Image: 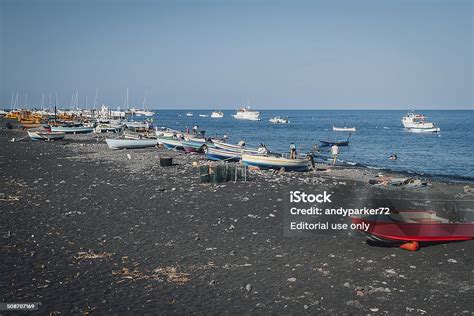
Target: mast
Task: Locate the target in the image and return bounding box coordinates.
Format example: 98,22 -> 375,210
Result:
93,88 -> 98,110
74,90 -> 79,109
25,93 -> 28,108
41,93 -> 44,110
10,91 -> 13,110
14,92 -> 19,109
142,89 -> 148,110
124,88 -> 129,109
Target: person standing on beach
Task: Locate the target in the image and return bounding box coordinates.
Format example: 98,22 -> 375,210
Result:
193,125 -> 198,134
289,143 -> 297,159
331,144 -> 339,165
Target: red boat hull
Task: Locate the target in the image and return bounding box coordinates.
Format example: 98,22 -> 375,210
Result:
352,217 -> 474,242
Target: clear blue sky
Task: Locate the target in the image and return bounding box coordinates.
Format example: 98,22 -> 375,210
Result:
1,0 -> 472,109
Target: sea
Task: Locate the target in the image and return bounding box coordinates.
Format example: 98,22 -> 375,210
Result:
149,110 -> 473,182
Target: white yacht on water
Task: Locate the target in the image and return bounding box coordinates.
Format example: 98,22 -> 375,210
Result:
232,106 -> 260,121
211,110 -> 224,118
402,112 -> 440,133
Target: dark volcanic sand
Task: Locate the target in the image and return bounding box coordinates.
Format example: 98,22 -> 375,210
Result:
0,130 -> 473,315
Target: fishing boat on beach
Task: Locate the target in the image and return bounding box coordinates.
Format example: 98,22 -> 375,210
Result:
213,140 -> 265,155
205,147 -> 241,162
157,135 -> 185,151
402,112 -> 440,133
27,130 -> 65,141
105,137 -> 158,150
269,116 -> 289,124
50,125 -> 94,134
352,210 -> 474,244
333,126 -> 356,132
241,154 -> 311,171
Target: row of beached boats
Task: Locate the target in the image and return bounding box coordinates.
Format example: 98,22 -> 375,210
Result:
104,128 -> 314,171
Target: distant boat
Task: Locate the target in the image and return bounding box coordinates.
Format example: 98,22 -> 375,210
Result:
232,106 -> 260,121
105,137 -> 158,150
27,130 -> 65,141
186,112 -> 193,117
269,116 -> 289,124
333,126 -> 356,132
199,114 -> 209,118
241,154 -> 311,172
402,112 -> 440,133
211,110 -> 224,118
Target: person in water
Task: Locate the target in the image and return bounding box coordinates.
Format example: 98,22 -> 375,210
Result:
331,144 -> 339,165
389,154 -> 398,160
289,143 -> 297,159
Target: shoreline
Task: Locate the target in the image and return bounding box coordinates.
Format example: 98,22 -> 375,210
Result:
1,129 -> 473,314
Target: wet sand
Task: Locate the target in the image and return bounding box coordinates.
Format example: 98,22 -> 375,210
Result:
0,129 -> 473,315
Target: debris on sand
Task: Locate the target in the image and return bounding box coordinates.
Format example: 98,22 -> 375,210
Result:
112,266 -> 190,284
75,251 -> 113,260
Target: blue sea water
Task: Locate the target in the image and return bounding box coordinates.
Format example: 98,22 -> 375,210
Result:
149,110 -> 474,181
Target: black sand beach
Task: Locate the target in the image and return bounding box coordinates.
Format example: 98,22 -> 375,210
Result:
1,130 -> 473,315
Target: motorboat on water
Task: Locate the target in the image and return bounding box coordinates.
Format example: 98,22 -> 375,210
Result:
352,210 -> 474,244
402,112 -> 440,133
105,137 -> 158,150
27,130 -> 65,141
333,126 -> 356,132
241,154 -> 311,172
199,114 -> 209,118
319,139 -> 350,147
211,110 -> 224,118
186,112 -> 193,117
232,106 -> 260,121
269,116 -> 289,124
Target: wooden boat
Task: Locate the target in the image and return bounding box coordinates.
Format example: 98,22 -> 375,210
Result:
27,130 -> 65,141
181,138 -> 211,153
213,141 -> 262,154
157,136 -> 185,151
50,125 -> 94,134
352,210 -> 474,243
319,139 -> 349,147
241,154 -> 311,171
105,138 -> 158,150
205,147 -> 241,162
333,126 -> 356,132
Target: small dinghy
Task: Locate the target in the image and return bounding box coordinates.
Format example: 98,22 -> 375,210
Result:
213,141 -> 264,154
319,139 -> 349,147
105,138 -> 158,150
333,126 -> 356,132
241,154 -> 311,172
352,210 -> 474,243
28,130 -> 65,141
157,136 -> 185,151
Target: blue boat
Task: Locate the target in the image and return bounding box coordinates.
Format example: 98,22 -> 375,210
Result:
319,139 -> 349,147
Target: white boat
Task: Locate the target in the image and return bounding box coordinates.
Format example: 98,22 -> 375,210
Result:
232,106 -> 260,121
241,154 -> 311,172
94,122 -> 125,133
213,140 -> 267,154
0,109 -> 8,117
50,125 -> 94,134
105,138 -> 158,150
155,127 -> 183,138
186,112 -> 193,117
157,135 -> 184,150
27,130 -> 65,141
402,112 -> 440,133
269,116 -> 289,124
199,114 -> 209,118
211,110 -> 224,118
333,126 -> 356,132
